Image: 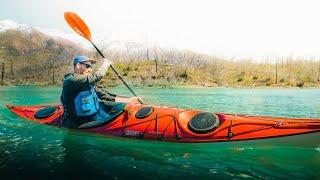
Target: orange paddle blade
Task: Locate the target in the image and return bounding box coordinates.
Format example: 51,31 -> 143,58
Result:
64,12 -> 92,41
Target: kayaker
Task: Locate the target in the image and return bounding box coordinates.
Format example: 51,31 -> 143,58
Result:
61,55 -> 140,128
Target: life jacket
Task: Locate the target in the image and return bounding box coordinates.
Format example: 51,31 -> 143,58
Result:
74,85 -> 100,117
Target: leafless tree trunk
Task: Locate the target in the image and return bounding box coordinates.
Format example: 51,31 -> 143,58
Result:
275,59 -> 278,84
154,46 -> 158,74
47,65 -> 50,81
52,69 -> 55,85
24,61 -> 28,81
1,62 -> 4,85
146,46 -> 149,61
193,54 -> 197,70
318,60 -> 320,83
52,60 -> 55,85
10,63 -> 13,80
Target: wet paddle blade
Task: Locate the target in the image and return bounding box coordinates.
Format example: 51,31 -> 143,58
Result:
64,12 -> 92,41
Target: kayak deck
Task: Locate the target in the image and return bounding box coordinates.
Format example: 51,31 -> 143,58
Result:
6,103 -> 320,145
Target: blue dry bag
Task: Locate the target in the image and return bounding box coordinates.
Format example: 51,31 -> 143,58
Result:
74,87 -> 99,116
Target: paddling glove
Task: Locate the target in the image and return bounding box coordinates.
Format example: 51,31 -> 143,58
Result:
96,58 -> 113,76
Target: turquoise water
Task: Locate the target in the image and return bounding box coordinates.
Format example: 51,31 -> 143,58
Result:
0,86 -> 320,179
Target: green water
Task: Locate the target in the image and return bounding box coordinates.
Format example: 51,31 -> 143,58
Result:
0,86 -> 320,179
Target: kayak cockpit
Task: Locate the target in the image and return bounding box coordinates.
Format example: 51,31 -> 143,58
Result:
34,106 -> 59,119
77,102 -> 126,129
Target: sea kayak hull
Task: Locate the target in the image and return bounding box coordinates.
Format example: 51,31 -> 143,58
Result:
6,103 -> 320,146
214,131 -> 320,148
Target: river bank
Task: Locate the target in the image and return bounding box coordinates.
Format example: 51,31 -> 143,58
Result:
1,82 -> 320,89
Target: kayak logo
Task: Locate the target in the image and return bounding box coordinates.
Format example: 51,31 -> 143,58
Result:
275,120 -> 285,127
124,130 -> 140,137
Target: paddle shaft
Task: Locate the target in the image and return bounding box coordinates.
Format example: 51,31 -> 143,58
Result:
91,42 -> 141,99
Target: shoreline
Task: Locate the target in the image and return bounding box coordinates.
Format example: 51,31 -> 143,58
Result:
1,83 -> 320,89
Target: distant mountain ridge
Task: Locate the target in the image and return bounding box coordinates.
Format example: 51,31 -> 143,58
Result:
0,19 -> 31,32
0,19 -> 90,48
0,19 -> 91,86
0,19 -> 89,63
0,19 -> 147,52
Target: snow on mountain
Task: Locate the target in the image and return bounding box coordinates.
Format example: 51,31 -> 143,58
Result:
0,19 -> 91,49
0,19 -> 145,51
0,19 -> 32,32
34,27 -> 91,49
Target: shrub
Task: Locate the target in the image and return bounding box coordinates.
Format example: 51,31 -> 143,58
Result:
296,81 -> 304,87
179,70 -> 188,79
279,78 -> 285,83
237,76 -> 243,82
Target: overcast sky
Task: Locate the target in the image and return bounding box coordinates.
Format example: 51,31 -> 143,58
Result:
1,0 -> 320,60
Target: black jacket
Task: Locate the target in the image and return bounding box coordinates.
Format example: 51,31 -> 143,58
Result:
61,72 -> 116,121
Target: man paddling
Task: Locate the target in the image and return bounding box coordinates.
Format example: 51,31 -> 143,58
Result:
61,55 -> 140,128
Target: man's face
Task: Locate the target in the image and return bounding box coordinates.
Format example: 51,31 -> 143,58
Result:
75,61 -> 92,75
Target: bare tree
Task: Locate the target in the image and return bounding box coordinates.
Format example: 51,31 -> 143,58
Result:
52,65 -> 55,85
1,62 -> 4,85
275,58 -> 278,84
146,44 -> 149,61
10,63 -> 13,80
23,53 -> 28,81
154,46 -> 158,74
318,59 -> 320,83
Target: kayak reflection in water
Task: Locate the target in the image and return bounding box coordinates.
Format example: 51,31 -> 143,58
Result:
60,55 -> 141,128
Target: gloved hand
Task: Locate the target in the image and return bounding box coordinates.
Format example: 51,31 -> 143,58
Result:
102,58 -> 113,67
96,58 -> 113,76
128,97 -> 143,104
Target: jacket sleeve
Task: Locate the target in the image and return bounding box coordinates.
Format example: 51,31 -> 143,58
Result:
70,73 -> 103,87
69,59 -> 112,87
95,86 -> 116,102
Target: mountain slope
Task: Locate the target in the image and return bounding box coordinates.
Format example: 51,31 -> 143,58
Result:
0,20 -> 90,85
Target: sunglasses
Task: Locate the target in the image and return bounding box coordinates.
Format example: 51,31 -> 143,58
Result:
79,62 -> 92,69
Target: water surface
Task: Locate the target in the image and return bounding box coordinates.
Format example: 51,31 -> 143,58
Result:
0,86 -> 319,179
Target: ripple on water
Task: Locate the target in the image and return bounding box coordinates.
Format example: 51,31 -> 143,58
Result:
237,173 -> 253,178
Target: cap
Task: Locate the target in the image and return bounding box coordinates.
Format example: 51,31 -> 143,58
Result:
73,55 -> 96,65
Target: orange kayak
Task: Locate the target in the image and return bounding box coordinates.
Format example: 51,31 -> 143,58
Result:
6,103 -> 320,146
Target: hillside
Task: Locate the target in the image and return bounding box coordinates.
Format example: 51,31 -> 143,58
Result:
0,20 -> 319,88
0,28 -> 88,85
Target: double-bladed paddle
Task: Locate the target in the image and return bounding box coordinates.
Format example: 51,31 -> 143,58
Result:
64,12 -> 142,103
